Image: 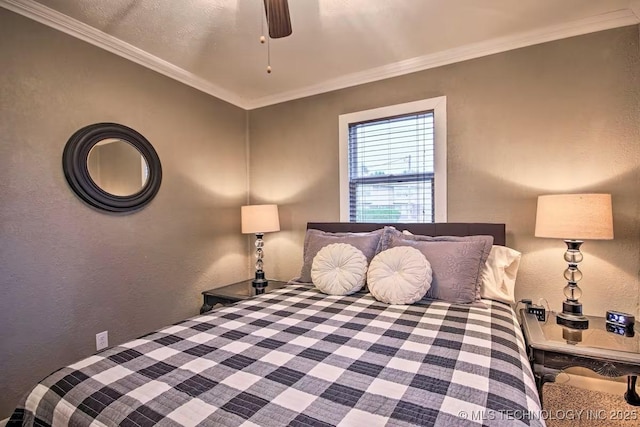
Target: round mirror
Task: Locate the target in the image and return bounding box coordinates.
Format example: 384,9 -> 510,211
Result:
63,123 -> 162,213
87,138 -> 149,196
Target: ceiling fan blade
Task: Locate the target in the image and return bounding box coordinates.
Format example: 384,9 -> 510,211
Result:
264,0 -> 292,38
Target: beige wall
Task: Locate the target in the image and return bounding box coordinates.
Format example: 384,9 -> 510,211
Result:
1,6 -> 639,419
250,26 -> 640,319
0,9 -> 249,417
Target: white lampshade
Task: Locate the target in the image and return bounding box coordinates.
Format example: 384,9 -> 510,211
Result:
535,194 -> 613,240
241,204 -> 280,234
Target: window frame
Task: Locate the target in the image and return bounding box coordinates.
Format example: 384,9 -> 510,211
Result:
338,96 -> 447,222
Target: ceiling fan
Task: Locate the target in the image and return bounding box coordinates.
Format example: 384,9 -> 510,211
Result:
264,0 -> 292,38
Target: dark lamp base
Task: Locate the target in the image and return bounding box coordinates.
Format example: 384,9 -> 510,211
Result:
252,269 -> 268,294
252,278 -> 268,288
562,300 -> 584,315
557,312 -> 589,329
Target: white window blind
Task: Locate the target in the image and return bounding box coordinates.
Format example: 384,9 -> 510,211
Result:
348,111 -> 435,222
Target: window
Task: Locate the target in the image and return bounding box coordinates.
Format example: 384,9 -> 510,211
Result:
339,97 -> 447,222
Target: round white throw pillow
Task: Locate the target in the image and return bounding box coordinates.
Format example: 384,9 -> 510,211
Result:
311,243 -> 368,296
367,246 -> 432,304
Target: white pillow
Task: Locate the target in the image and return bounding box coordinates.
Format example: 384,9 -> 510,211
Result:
367,247 -> 432,305
480,245 -> 521,304
311,243 -> 368,295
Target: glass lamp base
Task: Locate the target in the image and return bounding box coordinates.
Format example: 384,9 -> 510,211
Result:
556,240 -> 589,330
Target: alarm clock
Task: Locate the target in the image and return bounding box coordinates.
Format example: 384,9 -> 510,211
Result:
605,321 -> 634,337
606,310 -> 635,327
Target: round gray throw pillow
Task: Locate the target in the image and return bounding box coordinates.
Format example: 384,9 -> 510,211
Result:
311,243 -> 368,295
367,246 -> 432,304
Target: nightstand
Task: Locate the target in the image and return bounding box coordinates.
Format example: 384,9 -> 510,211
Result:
200,279 -> 289,314
521,309 -> 640,405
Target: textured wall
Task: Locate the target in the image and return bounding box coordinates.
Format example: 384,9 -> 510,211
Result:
0,9 -> 248,417
249,26 -> 640,319
1,6 -> 639,419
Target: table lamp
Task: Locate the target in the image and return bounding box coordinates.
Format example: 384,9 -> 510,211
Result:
535,194 -> 613,329
241,204 -> 280,292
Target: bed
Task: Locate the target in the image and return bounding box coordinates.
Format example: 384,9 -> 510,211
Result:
9,223 -> 544,427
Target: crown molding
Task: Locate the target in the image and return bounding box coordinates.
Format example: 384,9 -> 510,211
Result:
0,0 -> 250,109
246,8 -> 639,109
2,0 -> 638,111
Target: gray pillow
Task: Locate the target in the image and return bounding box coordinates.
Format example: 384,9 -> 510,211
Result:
297,228 -> 385,283
382,230 -> 493,304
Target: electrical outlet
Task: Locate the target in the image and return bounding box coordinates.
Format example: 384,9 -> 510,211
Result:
527,305 -> 546,322
96,331 -> 108,351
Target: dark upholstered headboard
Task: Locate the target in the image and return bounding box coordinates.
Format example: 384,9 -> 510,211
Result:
306,223 -> 506,246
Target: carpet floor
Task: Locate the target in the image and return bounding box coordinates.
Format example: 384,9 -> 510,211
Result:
543,382 -> 639,426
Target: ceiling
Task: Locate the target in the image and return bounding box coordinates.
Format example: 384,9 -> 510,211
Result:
3,0 -> 639,109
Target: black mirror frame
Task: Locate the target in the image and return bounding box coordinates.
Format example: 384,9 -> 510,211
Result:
62,122 -> 162,213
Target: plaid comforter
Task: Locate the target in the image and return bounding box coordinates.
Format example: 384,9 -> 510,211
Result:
10,285 -> 543,427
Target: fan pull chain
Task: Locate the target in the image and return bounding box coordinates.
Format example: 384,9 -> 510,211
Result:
259,0 -> 272,73
267,37 -> 271,73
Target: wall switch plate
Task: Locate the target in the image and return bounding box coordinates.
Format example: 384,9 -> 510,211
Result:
96,331 -> 108,351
